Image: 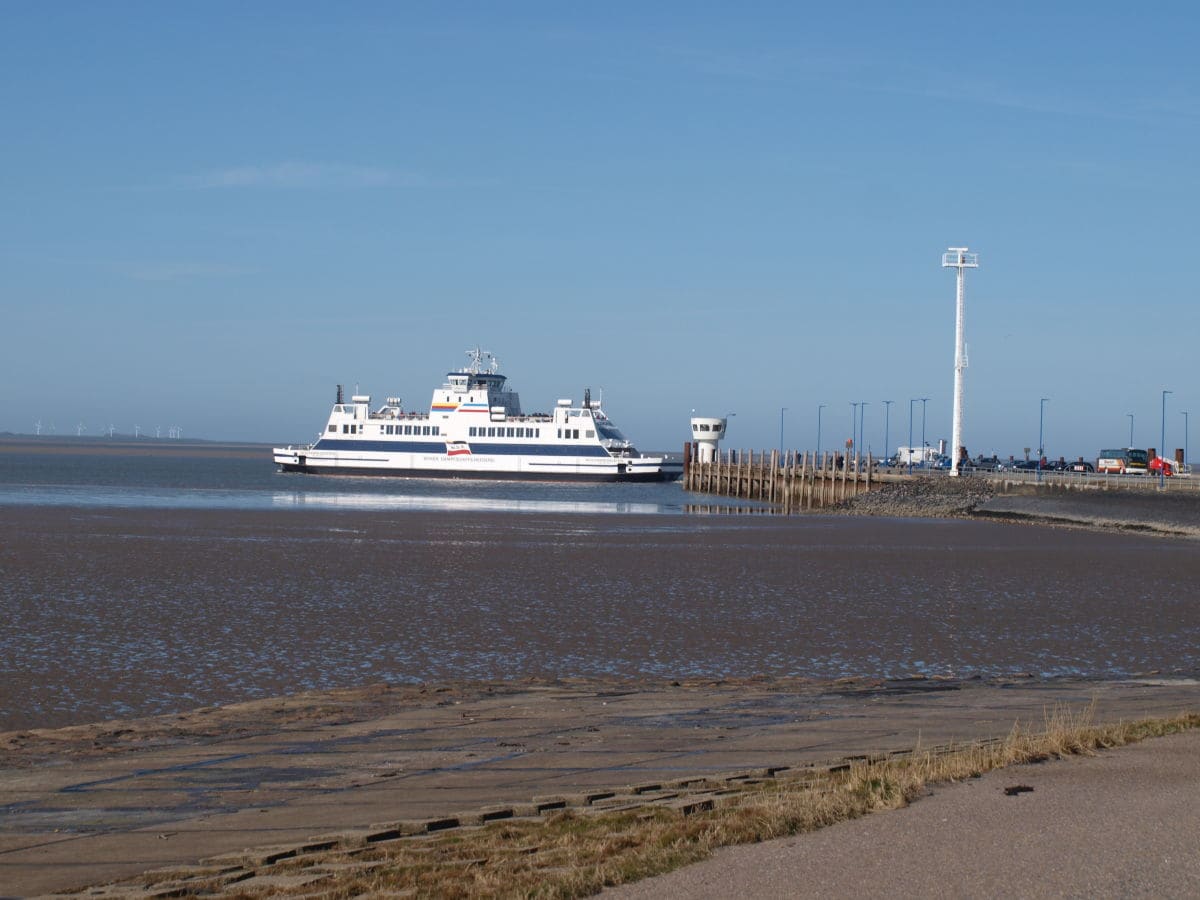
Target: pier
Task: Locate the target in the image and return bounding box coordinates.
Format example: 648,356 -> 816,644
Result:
681,443 -> 908,510
681,442 -> 1200,511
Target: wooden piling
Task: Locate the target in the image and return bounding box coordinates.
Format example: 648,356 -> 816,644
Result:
683,443 -> 906,510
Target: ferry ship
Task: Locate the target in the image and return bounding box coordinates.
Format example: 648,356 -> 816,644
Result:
273,349 -> 682,482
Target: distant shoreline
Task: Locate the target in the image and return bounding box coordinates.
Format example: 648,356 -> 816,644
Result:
0,435 -> 274,459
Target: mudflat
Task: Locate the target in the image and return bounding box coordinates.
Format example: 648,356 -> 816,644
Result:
5,505 -> 1200,731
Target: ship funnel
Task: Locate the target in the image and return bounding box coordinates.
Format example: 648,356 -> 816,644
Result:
336,384 -> 344,404
690,416 -> 728,463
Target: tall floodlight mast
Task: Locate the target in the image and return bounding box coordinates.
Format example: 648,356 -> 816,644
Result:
942,246 -> 979,477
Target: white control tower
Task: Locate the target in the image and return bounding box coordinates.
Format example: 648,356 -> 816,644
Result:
942,246 -> 978,477
690,416 -> 729,463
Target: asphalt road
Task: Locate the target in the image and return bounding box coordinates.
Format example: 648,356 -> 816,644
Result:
608,728 -> 1200,899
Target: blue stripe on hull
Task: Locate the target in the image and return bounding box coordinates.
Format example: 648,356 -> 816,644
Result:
277,463 -> 677,483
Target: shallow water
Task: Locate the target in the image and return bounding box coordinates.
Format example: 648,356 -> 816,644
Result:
0,446 -> 718,515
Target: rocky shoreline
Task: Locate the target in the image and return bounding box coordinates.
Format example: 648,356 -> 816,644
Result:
832,475 -> 1200,538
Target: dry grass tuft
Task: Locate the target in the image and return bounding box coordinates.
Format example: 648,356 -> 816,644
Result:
221,708 -> 1199,899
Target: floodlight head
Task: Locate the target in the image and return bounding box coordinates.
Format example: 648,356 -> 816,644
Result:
942,247 -> 979,268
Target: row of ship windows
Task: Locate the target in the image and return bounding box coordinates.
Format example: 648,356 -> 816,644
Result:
469,426 -> 542,438
327,422 -> 595,440
329,424 -> 442,435
384,424 -> 440,435
465,426 -> 597,440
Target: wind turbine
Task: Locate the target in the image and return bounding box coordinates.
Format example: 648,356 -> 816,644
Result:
77,422 -> 87,436
35,419 -> 42,435
134,424 -> 141,438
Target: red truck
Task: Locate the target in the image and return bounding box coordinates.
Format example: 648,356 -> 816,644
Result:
1149,455 -> 1175,477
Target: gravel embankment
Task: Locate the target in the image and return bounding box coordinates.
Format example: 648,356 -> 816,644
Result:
833,475 -> 1200,538
831,475 -> 996,519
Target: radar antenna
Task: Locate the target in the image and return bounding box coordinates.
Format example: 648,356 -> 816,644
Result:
464,347 -> 499,374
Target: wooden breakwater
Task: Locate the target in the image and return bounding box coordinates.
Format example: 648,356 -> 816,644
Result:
681,443 -> 910,510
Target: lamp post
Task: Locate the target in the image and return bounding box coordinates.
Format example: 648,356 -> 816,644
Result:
816,404 -> 825,459
1183,411 -> 1189,474
908,399 -> 916,474
943,247 -> 978,477
859,402 -> 869,464
919,398 -> 930,464
1161,390 -> 1172,486
779,407 -> 787,459
1127,413 -> 1134,449
849,402 -> 859,463
883,400 -> 893,465
1038,398 -> 1049,483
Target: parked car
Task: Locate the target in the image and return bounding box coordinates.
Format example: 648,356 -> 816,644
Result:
964,454 -> 1004,472
1067,460 -> 1095,473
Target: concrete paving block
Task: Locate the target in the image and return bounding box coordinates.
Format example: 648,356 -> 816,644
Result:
366,820 -> 430,837
137,863 -> 243,881
614,790 -> 680,808
228,872 -> 331,891
422,815 -> 461,832
563,789 -> 616,806
294,838 -> 339,854
307,829 -> 373,849
625,781 -> 664,794
662,796 -> 716,816
528,795 -> 568,812
241,844 -> 300,866
454,804 -> 516,825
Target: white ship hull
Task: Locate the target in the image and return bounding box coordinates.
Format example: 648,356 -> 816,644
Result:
273,446 -> 679,481
273,350 -> 681,483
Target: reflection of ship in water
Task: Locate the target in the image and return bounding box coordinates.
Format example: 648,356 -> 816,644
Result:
274,348 -> 682,482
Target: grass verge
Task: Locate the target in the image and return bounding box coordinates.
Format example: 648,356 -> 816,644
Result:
213,707 -> 1199,898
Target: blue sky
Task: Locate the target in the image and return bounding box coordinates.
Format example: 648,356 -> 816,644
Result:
3,2 -> 1198,460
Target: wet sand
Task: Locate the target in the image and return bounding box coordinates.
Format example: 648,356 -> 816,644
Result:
4,505 -> 1200,731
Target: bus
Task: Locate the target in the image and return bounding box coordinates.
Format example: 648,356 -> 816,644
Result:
1097,448 -> 1148,475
